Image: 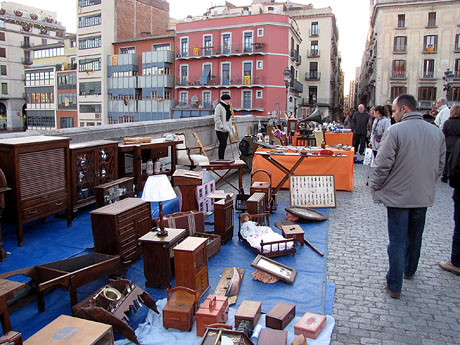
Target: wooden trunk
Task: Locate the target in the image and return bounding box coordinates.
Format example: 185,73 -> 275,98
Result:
234,300 -> 262,328
213,197 -> 234,243
294,312 -> 327,339
196,295 -> 229,336
265,302 -> 296,330
258,328 -> 287,345
247,192 -> 266,215
250,181 -> 271,212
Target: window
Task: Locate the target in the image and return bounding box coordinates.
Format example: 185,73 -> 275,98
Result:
392,60 -> 406,79
243,31 -> 253,52
57,93 -> 77,109
57,73 -> 76,89
427,12 -> 436,27
79,81 -> 101,95
80,104 -> 101,113
309,61 -> 318,79
203,35 -> 212,56
78,36 -> 101,50
164,90 -> 170,99
243,62 -> 252,85
242,90 -> 252,108
79,57 -> 101,72
257,28 -> 264,37
451,87 -> 460,102
393,36 -> 407,53
418,87 -> 436,101
391,86 -> 407,100
222,33 -> 231,54
311,22 -> 319,36
422,59 -> 435,78
256,60 -> 263,70
60,117 -> 74,128
153,43 -> 171,51
120,47 -> 135,54
310,41 -> 319,56
33,47 -> 64,59
79,14 -> 101,28
200,64 -> 211,85
397,14 -> 405,28
0,32 -> 5,41
0,65 -> 6,75
423,35 -> 437,53
256,90 -> 263,99
78,0 -> 101,7
1,83 -> 7,95
180,37 -> 189,57
0,48 -> 5,58
308,86 -> 317,105
179,91 -> 188,105
180,65 -> 188,85
455,34 -> 460,52
455,59 -> 460,78
221,63 -> 230,85
202,91 -> 211,107
41,39 -> 47,45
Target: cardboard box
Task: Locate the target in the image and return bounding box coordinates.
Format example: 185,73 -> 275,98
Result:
24,315 -> 113,345
294,312 -> 327,339
266,302 -> 296,330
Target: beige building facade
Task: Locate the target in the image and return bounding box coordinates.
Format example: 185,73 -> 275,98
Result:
358,0 -> 460,110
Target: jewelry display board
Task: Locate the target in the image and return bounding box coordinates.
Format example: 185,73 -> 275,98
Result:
289,175 -> 336,208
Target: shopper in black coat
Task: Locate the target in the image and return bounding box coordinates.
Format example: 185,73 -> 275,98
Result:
442,106 -> 460,182
351,104 -> 371,155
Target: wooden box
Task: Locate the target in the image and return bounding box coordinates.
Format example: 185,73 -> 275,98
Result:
196,295 -> 229,336
0,331 -> 23,345
94,177 -> 134,208
234,300 -> 261,328
162,287 -> 195,331
192,233 -> 221,259
266,302 -> 296,330
250,181 -> 271,211
24,315 -> 114,345
258,328 -> 287,345
294,312 -> 327,339
214,196 -> 234,243
247,192 -> 266,215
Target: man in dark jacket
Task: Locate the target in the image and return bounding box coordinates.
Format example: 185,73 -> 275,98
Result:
351,104 -> 370,155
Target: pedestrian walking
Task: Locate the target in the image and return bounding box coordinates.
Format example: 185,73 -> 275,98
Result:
351,104 -> 370,156
370,94 -> 445,299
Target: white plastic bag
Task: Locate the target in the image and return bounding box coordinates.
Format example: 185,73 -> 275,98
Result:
363,148 -> 373,166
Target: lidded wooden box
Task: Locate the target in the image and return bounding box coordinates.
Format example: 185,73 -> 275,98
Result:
247,192 -> 266,215
250,181 -> 271,211
258,328 -> 288,345
234,300 -> 261,328
195,295 -> 229,336
266,301 -> 296,330
294,312 -> 327,339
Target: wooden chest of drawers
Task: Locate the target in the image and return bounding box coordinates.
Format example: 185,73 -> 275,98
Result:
90,198 -> 151,261
173,236 -> 209,300
0,136 -> 72,246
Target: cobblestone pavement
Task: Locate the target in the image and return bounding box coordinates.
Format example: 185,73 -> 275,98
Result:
215,162 -> 459,345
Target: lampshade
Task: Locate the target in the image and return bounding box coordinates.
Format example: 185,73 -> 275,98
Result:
141,174 -> 176,202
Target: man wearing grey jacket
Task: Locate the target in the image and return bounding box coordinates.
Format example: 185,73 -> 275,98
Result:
370,94 -> 445,299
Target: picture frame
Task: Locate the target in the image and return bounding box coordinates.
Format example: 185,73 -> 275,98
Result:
251,254 -> 296,284
289,175 -> 336,208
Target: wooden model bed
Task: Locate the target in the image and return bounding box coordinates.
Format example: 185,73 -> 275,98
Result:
238,213 -> 296,258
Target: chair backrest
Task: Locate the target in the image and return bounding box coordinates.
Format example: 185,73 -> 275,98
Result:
175,133 -> 187,150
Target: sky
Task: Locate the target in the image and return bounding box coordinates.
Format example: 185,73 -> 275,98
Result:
11,0 -> 371,96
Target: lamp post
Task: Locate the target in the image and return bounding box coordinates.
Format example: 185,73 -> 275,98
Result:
443,68 -> 455,100
283,67 -> 291,116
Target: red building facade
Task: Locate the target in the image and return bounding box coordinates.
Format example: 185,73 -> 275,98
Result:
175,13 -> 302,116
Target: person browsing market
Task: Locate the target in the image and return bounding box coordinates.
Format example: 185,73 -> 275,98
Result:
214,94 -> 232,160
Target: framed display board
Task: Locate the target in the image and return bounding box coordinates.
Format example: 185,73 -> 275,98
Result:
251,255 -> 296,284
289,175 -> 336,208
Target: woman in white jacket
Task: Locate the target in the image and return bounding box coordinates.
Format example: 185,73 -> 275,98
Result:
370,105 -> 391,157
214,94 -> 232,159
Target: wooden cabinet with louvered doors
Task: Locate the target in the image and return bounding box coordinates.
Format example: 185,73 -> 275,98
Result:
90,198 -> 151,261
70,140 -> 118,213
214,196 -> 234,243
173,236 -> 209,301
0,136 -> 72,247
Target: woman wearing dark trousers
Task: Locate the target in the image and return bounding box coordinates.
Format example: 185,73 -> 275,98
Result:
441,106 -> 460,182
214,94 -> 232,159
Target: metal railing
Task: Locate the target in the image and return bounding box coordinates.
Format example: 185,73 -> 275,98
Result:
175,75 -> 265,87
391,72 -> 406,79
176,42 -> 265,59
305,72 -> 321,81
307,50 -> 320,58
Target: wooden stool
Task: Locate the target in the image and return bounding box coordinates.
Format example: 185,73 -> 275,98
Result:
162,286 -> 196,331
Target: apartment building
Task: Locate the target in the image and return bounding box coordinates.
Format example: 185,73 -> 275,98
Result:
76,0 -> 169,126
0,1 -> 65,131
108,34 -> 175,123
174,13 -> 303,118
358,0 -> 460,110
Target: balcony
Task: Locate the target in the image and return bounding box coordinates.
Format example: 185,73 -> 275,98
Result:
307,50 -> 320,58
309,29 -> 319,37
391,72 -> 406,80
421,72 -> 435,79
232,99 -> 264,111
295,55 -> 301,66
175,74 -> 265,88
294,80 -> 303,93
21,57 -> 32,65
417,100 -> 435,109
422,46 -> 437,54
393,48 -> 406,54
176,42 -> 265,59
305,71 -> 321,81
20,41 -> 31,48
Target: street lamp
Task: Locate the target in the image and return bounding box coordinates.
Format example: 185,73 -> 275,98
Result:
283,67 -> 291,116
443,68 -> 455,100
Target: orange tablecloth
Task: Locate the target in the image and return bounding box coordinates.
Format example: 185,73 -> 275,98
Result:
252,148 -> 354,191
324,132 -> 353,146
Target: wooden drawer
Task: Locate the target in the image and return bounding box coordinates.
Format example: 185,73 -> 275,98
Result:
22,196 -> 67,221
152,147 -> 168,159
22,192 -> 67,208
116,204 -> 150,224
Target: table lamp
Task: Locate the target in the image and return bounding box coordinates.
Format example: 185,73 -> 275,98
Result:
142,174 -> 176,237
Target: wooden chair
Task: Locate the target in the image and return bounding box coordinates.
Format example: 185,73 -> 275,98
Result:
192,132 -> 216,159
162,286 -> 197,331
175,133 -> 209,169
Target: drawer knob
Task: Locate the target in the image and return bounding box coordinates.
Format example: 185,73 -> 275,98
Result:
29,210 -> 38,215
55,202 -> 63,206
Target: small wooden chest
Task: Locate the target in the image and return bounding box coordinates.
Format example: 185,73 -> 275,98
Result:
250,181 -> 271,211
247,192 -> 265,215
196,295 -> 229,336
162,288 -> 196,331
258,328 -> 287,345
192,233 -> 221,259
234,300 -> 262,328
294,312 -> 327,339
266,302 -> 296,330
